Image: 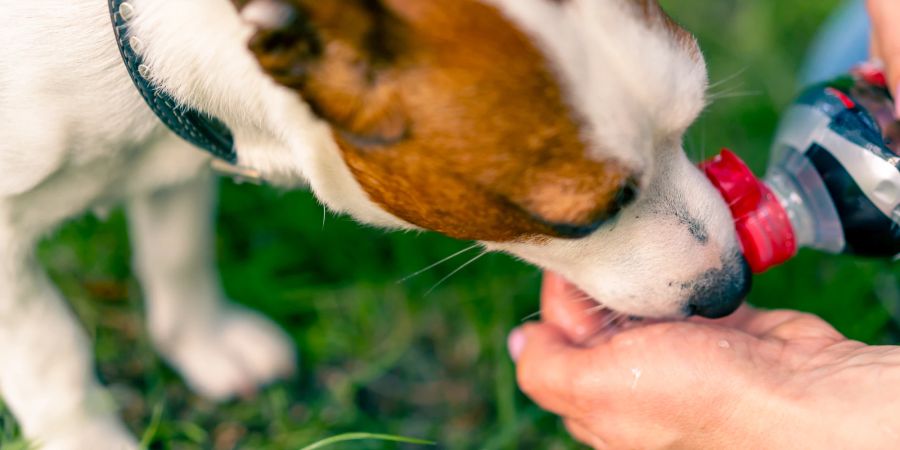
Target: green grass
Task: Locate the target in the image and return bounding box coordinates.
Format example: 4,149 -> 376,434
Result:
3,1 -> 898,448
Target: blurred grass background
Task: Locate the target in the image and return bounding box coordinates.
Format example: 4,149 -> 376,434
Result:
3,0 -> 899,448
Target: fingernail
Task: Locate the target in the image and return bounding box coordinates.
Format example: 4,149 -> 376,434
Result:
507,328 -> 526,362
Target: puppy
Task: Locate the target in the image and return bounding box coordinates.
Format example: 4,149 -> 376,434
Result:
0,0 -> 749,447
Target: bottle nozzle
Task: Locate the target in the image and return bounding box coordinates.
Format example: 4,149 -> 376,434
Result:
700,150 -> 798,273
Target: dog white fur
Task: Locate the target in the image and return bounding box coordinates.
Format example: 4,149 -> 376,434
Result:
0,0 -> 741,447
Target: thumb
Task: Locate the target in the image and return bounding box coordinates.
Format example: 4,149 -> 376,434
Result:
508,322 -> 575,363
867,0 -> 900,116
541,271 -> 607,344
509,323 -> 604,417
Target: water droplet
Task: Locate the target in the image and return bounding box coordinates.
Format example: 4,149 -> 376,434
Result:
630,368 -> 642,390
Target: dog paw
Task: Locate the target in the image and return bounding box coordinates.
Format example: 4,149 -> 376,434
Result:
157,305 -> 297,401
37,418 -> 138,450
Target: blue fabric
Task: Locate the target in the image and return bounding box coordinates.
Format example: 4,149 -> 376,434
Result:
802,0 -> 872,84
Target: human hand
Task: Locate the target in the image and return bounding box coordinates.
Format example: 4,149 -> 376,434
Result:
867,0 -> 900,117
508,271 -> 900,449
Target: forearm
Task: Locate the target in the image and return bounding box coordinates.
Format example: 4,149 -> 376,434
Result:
801,346 -> 900,448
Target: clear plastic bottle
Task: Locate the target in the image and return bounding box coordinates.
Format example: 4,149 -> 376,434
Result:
701,64 -> 900,273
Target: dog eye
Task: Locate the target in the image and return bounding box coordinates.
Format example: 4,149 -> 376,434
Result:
548,178 -> 640,238
614,177 -> 640,211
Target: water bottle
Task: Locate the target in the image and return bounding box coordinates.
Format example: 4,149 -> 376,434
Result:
701,64 -> 900,273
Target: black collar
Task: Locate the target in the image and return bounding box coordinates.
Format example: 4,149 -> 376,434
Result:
108,0 -> 238,164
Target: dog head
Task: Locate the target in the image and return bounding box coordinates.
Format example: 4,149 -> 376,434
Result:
231,0 -> 750,318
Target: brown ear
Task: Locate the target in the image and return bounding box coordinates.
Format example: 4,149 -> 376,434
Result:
235,0 -> 321,88
237,0 -> 410,146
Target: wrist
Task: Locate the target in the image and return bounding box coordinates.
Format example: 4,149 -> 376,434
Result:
682,349 -> 883,450
783,345 -> 900,449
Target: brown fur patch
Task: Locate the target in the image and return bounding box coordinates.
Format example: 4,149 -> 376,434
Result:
239,0 -> 642,241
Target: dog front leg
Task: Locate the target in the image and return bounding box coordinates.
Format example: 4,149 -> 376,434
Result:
0,221 -> 137,449
127,171 -> 296,400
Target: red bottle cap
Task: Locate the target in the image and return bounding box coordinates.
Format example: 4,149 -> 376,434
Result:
699,150 -> 798,273
851,62 -> 888,88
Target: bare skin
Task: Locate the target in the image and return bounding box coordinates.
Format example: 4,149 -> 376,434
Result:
509,272 -> 900,449
868,0 -> 900,117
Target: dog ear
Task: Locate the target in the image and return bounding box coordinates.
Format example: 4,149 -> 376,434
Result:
237,0 -> 410,146
236,0 -> 321,89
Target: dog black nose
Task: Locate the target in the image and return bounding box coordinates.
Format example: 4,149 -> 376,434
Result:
684,255 -> 752,319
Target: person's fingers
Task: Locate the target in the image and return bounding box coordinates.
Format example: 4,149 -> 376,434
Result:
564,418 -> 608,449
541,271 -> 607,344
512,323 -> 603,416
871,31 -> 883,63
867,0 -> 900,116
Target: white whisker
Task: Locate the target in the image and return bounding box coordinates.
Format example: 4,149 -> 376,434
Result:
597,311 -> 625,331
425,251 -> 488,295
707,67 -> 749,90
567,292 -> 596,303
398,244 -> 480,283
700,120 -> 708,162
707,89 -> 762,101
583,304 -> 609,315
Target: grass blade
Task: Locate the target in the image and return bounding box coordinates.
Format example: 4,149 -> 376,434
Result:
300,433 -> 435,450
138,401 -> 165,449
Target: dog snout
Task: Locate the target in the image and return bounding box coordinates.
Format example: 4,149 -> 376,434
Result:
527,178 -> 640,239
684,254 -> 752,319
